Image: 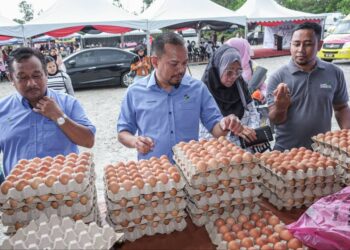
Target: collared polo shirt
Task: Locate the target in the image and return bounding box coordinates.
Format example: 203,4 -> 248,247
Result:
117,72 -> 223,160
0,89 -> 96,176
267,59 -> 348,150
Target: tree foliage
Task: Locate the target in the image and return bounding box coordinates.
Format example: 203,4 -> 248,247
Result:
18,0 -> 34,23
112,0 -> 123,8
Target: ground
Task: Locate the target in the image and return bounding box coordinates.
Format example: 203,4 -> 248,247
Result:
0,56 -> 349,242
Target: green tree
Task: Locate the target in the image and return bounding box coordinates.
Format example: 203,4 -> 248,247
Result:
212,0 -> 245,10
19,0 -> 34,22
113,0 -> 123,8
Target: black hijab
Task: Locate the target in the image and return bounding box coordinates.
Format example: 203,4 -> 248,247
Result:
202,44 -> 252,118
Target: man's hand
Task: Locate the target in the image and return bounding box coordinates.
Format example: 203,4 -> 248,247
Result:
134,136 -> 154,154
237,126 -> 257,143
33,96 -> 64,121
273,83 -> 291,110
219,114 -> 243,135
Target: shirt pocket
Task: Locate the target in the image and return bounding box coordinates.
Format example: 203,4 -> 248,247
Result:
42,120 -> 65,152
175,100 -> 198,130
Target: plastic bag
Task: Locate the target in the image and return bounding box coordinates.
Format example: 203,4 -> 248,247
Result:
287,186 -> 350,250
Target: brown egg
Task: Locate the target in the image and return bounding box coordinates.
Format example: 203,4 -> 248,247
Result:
75,165 -> 87,173
73,214 -> 83,221
9,199 -> 17,209
231,154 -> 243,164
171,173 -> 181,183
39,194 -> 50,201
119,198 -> 128,207
147,176 -> 157,187
219,225 -> 230,234
215,218 -> 225,228
65,200 -> 74,207
151,201 -> 158,208
109,181 -> 120,194
231,224 -> 242,233
236,230 -> 248,239
144,194 -> 153,201
44,175 -> 57,187
274,224 -> 285,234
227,240 -> 240,250
274,242 -> 287,250
159,173 -> 169,184
256,237 -> 268,247
242,152 -> 254,162
238,214 -> 249,224
249,228 -> 261,238
122,180 -> 133,191
287,238 -> 303,249
241,237 -> 254,248
36,203 -> 45,211
14,222 -> 24,231
243,221 -> 255,230
59,173 -> 71,185
68,191 -> 78,199
25,197 -> 34,205
268,215 -> 280,226
169,188 -> 177,196
268,233 -> 280,244
1,181 -> 13,194
134,178 -> 145,189
196,161 -> 207,172
51,201 -> 59,209
80,196 -> 88,205
225,217 -> 236,226
223,232 -> 235,242
15,180 -> 29,191
261,245 -> 273,250
55,194 -> 64,200
30,177 -> 42,190
279,229 -> 293,241
261,226 -> 273,236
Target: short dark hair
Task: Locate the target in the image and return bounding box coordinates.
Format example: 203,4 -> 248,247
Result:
8,47 -> 47,74
151,32 -> 185,57
292,22 -> 322,41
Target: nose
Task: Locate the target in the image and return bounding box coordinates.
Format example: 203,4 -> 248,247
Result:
27,77 -> 38,87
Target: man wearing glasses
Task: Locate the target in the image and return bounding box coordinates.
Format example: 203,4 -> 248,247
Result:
0,47 -> 96,177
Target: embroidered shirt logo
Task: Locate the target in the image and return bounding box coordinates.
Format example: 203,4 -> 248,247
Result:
184,94 -> 190,101
320,83 -> 332,89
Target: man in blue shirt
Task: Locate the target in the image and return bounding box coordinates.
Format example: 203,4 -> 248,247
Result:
0,47 -> 96,176
117,32 -> 243,160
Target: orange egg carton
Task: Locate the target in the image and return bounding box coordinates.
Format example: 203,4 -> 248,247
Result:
187,203 -> 260,227
0,152 -> 94,203
104,156 -> 186,201
205,211 -> 308,250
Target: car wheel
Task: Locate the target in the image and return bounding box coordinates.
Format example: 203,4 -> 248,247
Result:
322,58 -> 333,62
121,72 -> 134,87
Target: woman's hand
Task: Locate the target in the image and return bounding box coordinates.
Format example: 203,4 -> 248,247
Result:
237,126 -> 257,143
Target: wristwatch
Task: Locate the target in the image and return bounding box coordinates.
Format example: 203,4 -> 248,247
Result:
56,114 -> 68,126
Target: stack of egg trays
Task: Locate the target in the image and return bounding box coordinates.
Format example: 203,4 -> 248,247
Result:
259,155 -> 344,210
172,143 -> 261,227
312,135 -> 350,184
104,167 -> 187,241
0,214 -> 122,250
0,154 -> 99,233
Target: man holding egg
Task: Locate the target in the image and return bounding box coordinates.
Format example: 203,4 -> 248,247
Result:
267,22 -> 350,150
117,32 -> 244,161
0,47 -> 96,176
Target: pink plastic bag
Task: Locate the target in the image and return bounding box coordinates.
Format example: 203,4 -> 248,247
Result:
287,186 -> 350,250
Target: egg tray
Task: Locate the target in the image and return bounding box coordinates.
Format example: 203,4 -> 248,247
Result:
175,162 -> 260,188
205,213 -> 307,250
187,203 -> 261,227
1,197 -> 95,226
108,209 -> 187,229
104,176 -> 186,201
261,182 -> 344,200
106,196 -> 187,216
312,142 -> 350,162
105,188 -> 186,206
0,183 -> 95,210
0,214 -> 122,250
107,215 -> 187,242
0,168 -> 96,203
185,185 -> 262,208
184,176 -> 260,196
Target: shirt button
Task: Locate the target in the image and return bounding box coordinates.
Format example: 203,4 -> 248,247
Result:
169,111 -> 172,115
171,131 -> 174,134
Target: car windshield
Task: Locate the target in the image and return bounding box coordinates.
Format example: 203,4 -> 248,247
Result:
333,20 -> 350,34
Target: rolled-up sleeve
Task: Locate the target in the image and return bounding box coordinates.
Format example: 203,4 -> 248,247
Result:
200,84 -> 223,132
117,90 -> 137,135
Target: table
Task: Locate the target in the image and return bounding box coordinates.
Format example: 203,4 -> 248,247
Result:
119,199 -> 308,250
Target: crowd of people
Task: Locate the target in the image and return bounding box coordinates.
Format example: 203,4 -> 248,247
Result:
1,22 -> 349,183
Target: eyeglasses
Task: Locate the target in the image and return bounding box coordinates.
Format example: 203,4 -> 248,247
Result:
224,69 -> 243,78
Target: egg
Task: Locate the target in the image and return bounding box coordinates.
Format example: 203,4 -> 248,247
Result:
268,215 -> 280,226
268,233 -> 280,244
59,173 -> 71,185
159,173 -> 169,184
171,173 -> 181,183
68,191 -> 78,199
36,203 -> 45,211
249,228 -> 261,238
256,237 -> 268,247
51,201 -> 59,209
147,176 -> 157,187
9,199 -> 18,209
236,230 -> 248,239
55,194 -> 64,200
131,197 -> 140,204
144,194 -> 153,201
279,229 -> 293,241
225,217 -> 236,225
14,222 -> 24,231
241,237 -> 253,248
227,240 -> 240,250
163,198 -> 171,205
151,201 -> 158,208
73,214 -> 83,221
39,194 -> 50,201
196,161 -> 207,172
80,196 -> 88,205
261,245 -> 273,250
122,180 -> 133,191
75,165 -> 87,173
219,225 -> 230,234
22,206 -> 30,213
237,214 -> 249,224
287,238 -> 302,249
15,180 -> 29,191
30,177 -> 42,190
44,175 -> 57,187
65,200 -> 74,207
231,224 -> 242,233
231,154 -> 243,164
119,198 -> 128,207
274,224 -> 285,233
274,242 -> 287,250
243,221 -> 254,230
0,181 -> 13,195
134,178 -> 145,189
261,226 -> 273,236
223,232 -> 235,242
25,197 -> 34,205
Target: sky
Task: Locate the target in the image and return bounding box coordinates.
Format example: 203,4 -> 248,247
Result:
0,0 -> 144,20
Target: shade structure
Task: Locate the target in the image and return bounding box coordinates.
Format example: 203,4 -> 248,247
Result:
23,0 -> 146,38
0,14 -> 23,38
140,0 -> 246,30
236,0 -> 325,26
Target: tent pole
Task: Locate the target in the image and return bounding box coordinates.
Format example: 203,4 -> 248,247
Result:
196,29 -> 201,45
146,30 -> 151,56
244,22 -> 248,39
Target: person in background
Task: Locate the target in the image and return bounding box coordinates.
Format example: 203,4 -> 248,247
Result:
49,47 -> 66,72
226,37 -> 267,104
0,47 -> 95,176
130,45 -> 151,82
45,56 -> 74,96
267,22 -> 350,150
117,32 -> 243,161
200,44 -> 259,145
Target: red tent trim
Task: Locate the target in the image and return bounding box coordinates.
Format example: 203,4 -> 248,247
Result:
0,35 -> 14,41
45,26 -> 85,37
93,25 -> 131,34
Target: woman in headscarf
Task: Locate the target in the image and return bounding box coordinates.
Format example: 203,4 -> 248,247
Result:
200,44 -> 260,145
130,45 -> 151,83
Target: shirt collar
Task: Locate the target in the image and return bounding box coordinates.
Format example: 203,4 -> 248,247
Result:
15,88 -> 50,108
288,58 -> 326,74
146,71 -> 192,90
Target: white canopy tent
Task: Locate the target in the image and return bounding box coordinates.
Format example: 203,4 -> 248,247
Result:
0,15 -> 23,39
140,0 -> 246,30
23,0 -> 146,38
235,0 -> 326,49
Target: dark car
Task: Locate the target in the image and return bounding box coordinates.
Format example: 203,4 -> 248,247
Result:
63,47 -> 136,89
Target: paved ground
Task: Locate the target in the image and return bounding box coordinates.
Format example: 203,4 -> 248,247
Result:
0,56 -> 349,242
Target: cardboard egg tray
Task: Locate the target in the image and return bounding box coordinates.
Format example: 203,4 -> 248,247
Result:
109,209 -> 187,228
184,177 -> 260,196
0,183 -> 95,210
106,215 -> 187,242
186,185 -> 262,208
262,190 -> 315,210
205,211 -> 307,250
106,196 -> 187,215
0,214 -> 122,250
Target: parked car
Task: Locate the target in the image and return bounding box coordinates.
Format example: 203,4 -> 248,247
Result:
63,47 -> 136,89
318,14 -> 350,62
